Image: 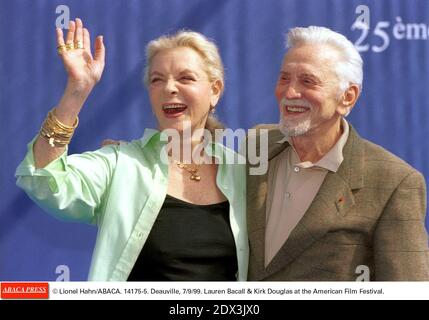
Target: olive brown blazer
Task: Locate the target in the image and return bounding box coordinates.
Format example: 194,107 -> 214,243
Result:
247,124 -> 429,281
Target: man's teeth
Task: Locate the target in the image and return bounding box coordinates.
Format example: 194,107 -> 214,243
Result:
287,106 -> 309,113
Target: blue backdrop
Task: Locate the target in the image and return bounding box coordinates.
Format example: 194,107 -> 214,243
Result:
1,0 -> 428,281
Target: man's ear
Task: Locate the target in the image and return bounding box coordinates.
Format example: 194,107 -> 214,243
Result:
210,79 -> 223,107
337,84 -> 360,116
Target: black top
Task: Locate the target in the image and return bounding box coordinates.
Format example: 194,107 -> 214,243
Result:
127,194 -> 237,281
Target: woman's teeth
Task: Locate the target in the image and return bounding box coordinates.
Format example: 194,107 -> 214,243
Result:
163,104 -> 187,114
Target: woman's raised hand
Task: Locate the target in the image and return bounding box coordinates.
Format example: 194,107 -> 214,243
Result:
57,18 -> 105,92
33,18 -> 106,168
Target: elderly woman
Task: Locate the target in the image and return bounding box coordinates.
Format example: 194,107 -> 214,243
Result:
15,18 -> 248,281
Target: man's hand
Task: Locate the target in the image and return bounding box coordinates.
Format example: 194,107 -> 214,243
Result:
101,139 -> 121,147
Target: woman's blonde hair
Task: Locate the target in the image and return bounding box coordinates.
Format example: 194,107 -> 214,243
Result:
143,30 -> 225,134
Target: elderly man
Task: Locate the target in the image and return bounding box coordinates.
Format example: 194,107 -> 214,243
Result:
247,26 -> 429,281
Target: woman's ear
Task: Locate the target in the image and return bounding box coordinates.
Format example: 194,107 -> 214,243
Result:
210,79 -> 223,107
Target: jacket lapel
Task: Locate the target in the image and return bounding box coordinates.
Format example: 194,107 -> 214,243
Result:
247,128 -> 288,279
262,126 -> 365,278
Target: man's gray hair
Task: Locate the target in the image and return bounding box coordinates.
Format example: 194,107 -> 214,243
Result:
286,26 -> 363,92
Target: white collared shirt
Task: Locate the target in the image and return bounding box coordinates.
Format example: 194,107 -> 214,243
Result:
16,129 -> 249,281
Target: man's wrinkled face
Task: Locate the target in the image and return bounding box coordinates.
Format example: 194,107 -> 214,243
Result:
275,44 -> 343,137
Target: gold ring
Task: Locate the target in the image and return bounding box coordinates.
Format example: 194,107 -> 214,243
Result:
74,41 -> 84,49
65,43 -> 74,50
57,44 -> 66,55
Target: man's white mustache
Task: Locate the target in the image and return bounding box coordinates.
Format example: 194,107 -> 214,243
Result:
280,98 -> 313,109
280,98 -> 352,117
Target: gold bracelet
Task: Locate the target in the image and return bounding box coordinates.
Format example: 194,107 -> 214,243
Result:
39,108 -> 79,148
49,109 -> 79,130
39,132 -> 70,147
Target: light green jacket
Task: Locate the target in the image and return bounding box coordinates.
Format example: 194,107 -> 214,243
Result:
16,129 -> 248,281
